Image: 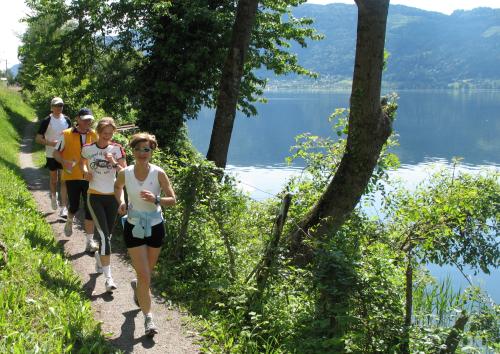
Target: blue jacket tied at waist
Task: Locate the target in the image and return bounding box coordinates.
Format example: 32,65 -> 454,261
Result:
126,209 -> 163,239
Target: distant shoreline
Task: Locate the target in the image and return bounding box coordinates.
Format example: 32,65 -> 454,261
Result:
264,81 -> 500,93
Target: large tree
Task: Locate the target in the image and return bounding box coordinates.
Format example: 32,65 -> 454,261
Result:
206,0 -> 260,169
287,0 -> 392,265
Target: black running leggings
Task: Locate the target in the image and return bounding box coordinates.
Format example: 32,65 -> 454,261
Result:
88,194 -> 118,256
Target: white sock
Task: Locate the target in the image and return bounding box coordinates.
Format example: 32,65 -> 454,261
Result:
94,252 -> 102,266
85,233 -> 94,242
102,265 -> 111,278
144,312 -> 153,319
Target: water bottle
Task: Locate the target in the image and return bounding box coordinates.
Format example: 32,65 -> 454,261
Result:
64,159 -> 76,174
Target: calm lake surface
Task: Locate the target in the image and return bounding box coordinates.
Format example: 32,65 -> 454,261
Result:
187,90 -> 500,302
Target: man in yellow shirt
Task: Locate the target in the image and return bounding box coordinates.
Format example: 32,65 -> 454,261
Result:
54,108 -> 98,253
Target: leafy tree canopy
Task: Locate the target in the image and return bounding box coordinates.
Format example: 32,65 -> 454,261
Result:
19,0 -> 321,146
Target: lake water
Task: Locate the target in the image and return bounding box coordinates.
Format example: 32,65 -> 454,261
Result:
187,90 -> 500,303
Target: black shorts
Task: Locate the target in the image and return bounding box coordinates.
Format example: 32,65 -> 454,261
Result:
45,157 -> 62,171
66,180 -> 92,220
123,220 -> 165,249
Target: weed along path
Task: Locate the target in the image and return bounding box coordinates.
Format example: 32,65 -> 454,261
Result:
19,119 -> 200,353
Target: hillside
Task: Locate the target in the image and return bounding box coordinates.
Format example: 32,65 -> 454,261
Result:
270,4 -> 500,89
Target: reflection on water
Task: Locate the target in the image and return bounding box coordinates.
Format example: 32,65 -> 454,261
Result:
226,164 -> 302,201
228,158 -> 498,199
189,90 -> 500,166
188,90 -> 500,303
393,91 -> 500,165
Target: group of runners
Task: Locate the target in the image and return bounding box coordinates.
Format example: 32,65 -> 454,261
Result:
36,97 -> 176,337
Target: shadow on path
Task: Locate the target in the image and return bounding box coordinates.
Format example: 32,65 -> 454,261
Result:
110,309 -> 158,353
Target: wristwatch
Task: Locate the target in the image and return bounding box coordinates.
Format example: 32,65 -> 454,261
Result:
154,195 -> 161,205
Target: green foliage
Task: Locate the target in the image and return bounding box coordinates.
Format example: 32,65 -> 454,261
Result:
386,166 -> 499,274
381,164 -> 499,353
129,106 -> 405,352
19,0 -> 321,147
0,88 -> 116,353
0,88 -> 35,170
157,155 -> 253,304
279,212 -> 406,354
4,85 -> 497,353
11,10 -> 500,342
147,135 -> 498,353
412,276 -> 499,353
24,64 -> 94,119
2,84 -> 498,353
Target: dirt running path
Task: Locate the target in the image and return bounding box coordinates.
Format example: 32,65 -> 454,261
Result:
19,120 -> 200,353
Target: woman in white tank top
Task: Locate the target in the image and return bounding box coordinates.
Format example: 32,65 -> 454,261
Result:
114,132 -> 176,337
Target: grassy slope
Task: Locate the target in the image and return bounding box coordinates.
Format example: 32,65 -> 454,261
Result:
0,87 -> 116,353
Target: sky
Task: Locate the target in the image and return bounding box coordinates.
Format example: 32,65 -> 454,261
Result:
1,1 -> 500,68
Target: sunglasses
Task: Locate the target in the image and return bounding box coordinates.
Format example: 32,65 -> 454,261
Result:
134,147 -> 152,153
52,104 -> 64,107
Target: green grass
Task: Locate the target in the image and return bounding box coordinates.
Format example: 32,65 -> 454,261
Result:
0,87 -> 117,353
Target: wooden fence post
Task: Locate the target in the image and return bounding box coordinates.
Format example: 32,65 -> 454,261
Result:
246,193 -> 292,307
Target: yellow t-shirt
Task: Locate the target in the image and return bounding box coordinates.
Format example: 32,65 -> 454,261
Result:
57,127 -> 98,181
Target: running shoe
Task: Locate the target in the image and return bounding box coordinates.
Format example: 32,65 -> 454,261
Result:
105,277 -> 117,293
59,206 -> 68,218
85,239 -> 99,253
131,279 -> 139,306
144,315 -> 158,337
64,220 -> 73,237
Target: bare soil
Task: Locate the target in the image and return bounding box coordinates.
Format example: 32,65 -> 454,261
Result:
19,120 -> 200,353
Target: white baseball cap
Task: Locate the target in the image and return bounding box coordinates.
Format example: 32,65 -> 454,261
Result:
51,97 -> 64,105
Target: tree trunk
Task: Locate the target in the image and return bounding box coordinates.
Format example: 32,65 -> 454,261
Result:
287,0 -> 392,265
247,194 -> 292,310
217,220 -> 237,280
206,0 -> 260,169
255,193 -> 292,292
402,243 -> 413,354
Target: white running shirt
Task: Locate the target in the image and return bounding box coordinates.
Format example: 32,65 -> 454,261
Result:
40,114 -> 71,157
124,164 -> 163,226
81,142 -> 125,194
